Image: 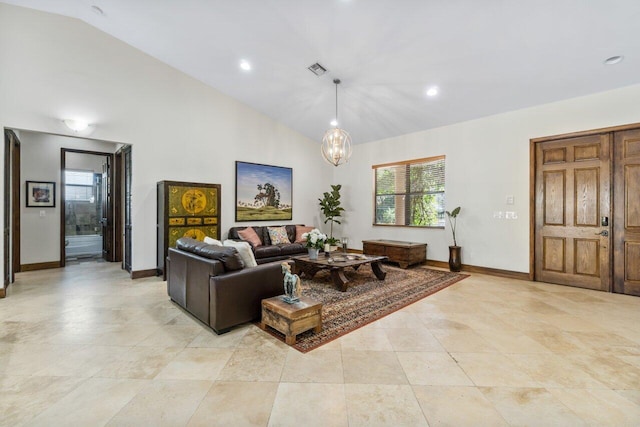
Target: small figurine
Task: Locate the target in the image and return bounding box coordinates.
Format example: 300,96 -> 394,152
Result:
281,262 -> 301,303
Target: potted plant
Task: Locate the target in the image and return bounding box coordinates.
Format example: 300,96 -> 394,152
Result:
445,206 -> 462,272
301,228 -> 326,260
319,184 -> 345,251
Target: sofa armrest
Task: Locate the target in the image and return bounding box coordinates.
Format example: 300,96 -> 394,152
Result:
167,247 -> 225,325
209,262 -> 286,333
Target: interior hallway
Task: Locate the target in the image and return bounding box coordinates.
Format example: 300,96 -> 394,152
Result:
1,262 -> 639,426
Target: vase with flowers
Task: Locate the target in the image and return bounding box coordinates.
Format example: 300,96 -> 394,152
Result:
301,228 -> 327,260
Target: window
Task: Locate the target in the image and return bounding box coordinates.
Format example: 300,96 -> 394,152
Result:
373,155 -> 445,227
65,170 -> 96,202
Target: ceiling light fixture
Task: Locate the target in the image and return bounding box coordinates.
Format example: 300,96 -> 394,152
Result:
604,55 -> 624,65
63,119 -> 89,132
321,79 -> 352,167
239,60 -> 251,71
426,86 -> 439,97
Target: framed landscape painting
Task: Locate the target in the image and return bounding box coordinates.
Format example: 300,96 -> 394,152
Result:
235,161 -> 292,221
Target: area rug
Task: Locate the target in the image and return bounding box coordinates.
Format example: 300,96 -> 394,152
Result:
262,265 -> 469,353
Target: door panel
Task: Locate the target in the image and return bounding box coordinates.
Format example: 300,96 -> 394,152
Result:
535,134 -> 611,291
613,129 -> 640,295
101,157 -> 113,261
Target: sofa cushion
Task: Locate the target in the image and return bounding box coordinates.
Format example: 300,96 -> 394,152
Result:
204,236 -> 223,246
224,240 -> 258,268
267,226 -> 291,245
176,238 -> 244,271
294,225 -> 314,243
237,227 -> 262,247
254,245 -> 282,259
280,242 -> 306,255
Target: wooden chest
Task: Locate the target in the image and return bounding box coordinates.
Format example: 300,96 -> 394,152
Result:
362,239 -> 427,269
260,296 -> 322,345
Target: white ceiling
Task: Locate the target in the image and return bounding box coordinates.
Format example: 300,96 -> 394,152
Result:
4,0 -> 640,144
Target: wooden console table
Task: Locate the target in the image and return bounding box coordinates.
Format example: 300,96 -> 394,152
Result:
362,239 -> 427,269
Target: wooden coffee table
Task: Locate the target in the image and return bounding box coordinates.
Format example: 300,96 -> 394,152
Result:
291,254 -> 388,292
260,296 -> 322,345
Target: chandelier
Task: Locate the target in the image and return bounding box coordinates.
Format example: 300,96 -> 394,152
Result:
321,79 -> 352,166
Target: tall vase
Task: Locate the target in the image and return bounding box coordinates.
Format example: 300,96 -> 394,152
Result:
308,248 -> 320,260
449,246 -> 462,272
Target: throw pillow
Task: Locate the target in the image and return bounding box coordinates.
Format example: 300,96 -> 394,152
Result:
267,226 -> 291,245
204,236 -> 223,246
224,239 -> 258,268
294,225 -> 314,243
237,227 -> 262,247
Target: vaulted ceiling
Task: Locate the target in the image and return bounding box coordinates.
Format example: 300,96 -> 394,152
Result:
4,0 -> 640,143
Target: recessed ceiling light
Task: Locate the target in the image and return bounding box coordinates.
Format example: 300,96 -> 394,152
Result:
63,119 -> 89,132
91,5 -> 105,16
604,55 -> 624,65
426,86 -> 439,97
239,60 -> 251,71
330,119 -> 338,127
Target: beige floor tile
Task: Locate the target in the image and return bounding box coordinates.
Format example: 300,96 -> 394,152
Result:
188,381 -> 278,427
397,352 -> 473,386
217,346 -> 287,382
345,384 -> 428,426
338,327 -> 393,351
4,262 -> 640,425
155,347 -> 234,380
269,383 -> 348,427
506,353 -> 607,389
106,379 -> 212,426
281,349 -> 344,383
187,324 -> 251,348
548,388 -> 640,425
26,377 -> 148,427
0,375 -> 87,427
452,353 -> 540,387
342,350 -> 407,384
474,328 -> 552,354
413,385 -> 508,426
94,346 -> 183,379
385,328 -> 447,352
431,328 -> 498,353
480,387 -> 586,426
135,324 -> 204,348
567,354 -> 640,389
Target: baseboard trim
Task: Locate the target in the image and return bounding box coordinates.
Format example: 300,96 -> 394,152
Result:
131,269 -> 158,279
20,261 -> 62,272
426,260 -> 530,281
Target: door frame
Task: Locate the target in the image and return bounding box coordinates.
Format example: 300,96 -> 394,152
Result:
61,148 -> 118,266
3,129 -> 21,290
530,121 -> 640,282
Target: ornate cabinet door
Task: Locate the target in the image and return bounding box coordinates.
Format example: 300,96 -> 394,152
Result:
157,181 -> 221,278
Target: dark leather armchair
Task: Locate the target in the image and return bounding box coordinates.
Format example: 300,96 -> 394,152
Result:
167,238 -> 285,334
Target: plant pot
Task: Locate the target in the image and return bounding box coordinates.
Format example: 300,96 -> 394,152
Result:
448,246 -> 462,272
308,248 -> 320,260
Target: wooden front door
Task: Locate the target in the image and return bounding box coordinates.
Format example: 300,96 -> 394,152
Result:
613,129 -> 640,296
535,134 -> 611,291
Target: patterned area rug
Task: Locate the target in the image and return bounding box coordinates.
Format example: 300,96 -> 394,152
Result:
263,264 -> 469,353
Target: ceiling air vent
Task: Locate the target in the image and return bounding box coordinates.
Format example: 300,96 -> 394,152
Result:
307,62 -> 327,76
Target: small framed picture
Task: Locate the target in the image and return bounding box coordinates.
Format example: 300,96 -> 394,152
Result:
26,181 -> 56,207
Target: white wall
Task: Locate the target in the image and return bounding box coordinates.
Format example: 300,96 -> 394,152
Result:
18,132 -> 117,264
0,4 -> 332,280
334,84 -> 640,273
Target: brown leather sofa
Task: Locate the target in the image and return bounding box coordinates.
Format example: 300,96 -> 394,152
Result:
228,224 -> 307,264
167,237 -> 285,334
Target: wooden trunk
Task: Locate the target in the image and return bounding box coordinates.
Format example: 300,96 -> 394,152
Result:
362,239 -> 426,268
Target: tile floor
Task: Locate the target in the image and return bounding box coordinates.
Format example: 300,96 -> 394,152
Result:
1,262 -> 640,426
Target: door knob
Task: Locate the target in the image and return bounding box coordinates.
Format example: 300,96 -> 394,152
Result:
594,230 -> 608,236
